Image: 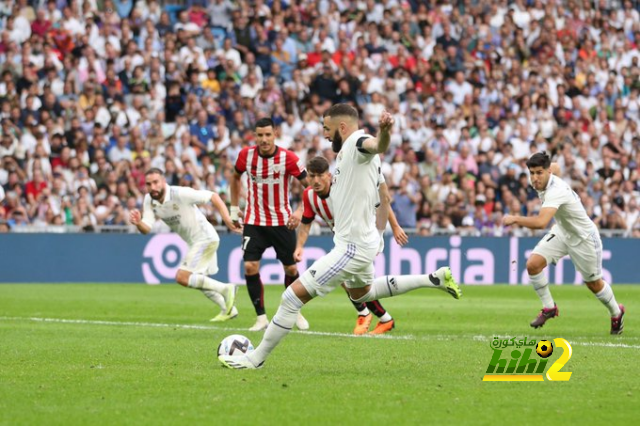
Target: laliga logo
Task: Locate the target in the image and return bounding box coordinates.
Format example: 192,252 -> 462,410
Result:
141,234 -> 189,284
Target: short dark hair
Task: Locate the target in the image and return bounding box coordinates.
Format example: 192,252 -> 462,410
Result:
307,156 -> 330,174
526,152 -> 551,169
254,117 -> 274,130
322,103 -> 359,120
145,167 -> 165,177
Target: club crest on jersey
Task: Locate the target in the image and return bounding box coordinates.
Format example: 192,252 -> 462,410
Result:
173,204 -> 179,211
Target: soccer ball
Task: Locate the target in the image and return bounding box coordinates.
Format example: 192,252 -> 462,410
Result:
217,334 -> 254,357
536,340 -> 554,358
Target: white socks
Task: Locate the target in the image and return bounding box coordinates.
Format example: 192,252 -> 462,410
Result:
187,273 -> 229,294
595,281 -> 622,317
201,289 -> 226,311
358,307 -> 371,316
352,274 -> 438,303
250,287 -> 303,365
530,272 -> 555,309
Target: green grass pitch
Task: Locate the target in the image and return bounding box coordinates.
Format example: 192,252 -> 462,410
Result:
1,284 -> 638,425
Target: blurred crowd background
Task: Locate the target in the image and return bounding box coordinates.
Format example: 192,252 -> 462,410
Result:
0,0 -> 639,237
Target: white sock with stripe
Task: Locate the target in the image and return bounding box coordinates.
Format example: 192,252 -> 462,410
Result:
595,281 -> 621,316
249,287 -> 303,365
530,272 -> 555,309
201,290 -> 226,311
352,275 -> 440,302
187,273 -> 229,294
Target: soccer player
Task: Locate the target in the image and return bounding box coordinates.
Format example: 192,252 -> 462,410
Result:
295,155 -> 412,335
219,104 -> 461,369
502,152 -> 625,334
230,118 -> 311,331
130,168 -> 240,322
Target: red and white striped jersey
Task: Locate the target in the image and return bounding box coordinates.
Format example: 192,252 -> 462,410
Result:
235,146 -> 306,226
301,186 -> 334,230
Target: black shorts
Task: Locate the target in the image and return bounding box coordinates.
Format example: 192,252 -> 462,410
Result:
242,224 -> 296,266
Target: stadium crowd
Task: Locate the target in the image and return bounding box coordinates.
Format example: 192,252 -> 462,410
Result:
0,0 -> 639,237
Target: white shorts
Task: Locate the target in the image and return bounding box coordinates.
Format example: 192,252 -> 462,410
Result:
532,231 -> 603,282
181,240 -> 220,276
300,243 -> 377,297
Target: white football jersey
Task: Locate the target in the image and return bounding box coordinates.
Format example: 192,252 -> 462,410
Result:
331,129 -> 380,249
536,174 -> 598,246
141,185 -> 219,245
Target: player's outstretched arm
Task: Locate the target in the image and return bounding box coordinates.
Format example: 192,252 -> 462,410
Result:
129,209 -> 151,234
360,110 -> 394,154
550,162 -> 561,177
210,192 -> 242,233
294,222 -> 312,263
229,170 -> 242,224
502,207 -> 557,230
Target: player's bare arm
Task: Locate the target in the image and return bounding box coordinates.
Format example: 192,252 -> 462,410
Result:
377,182 -> 408,245
360,110 -> 394,154
287,176 -> 310,230
229,170 -> 243,224
502,207 -> 557,230
550,162 -> 561,177
210,192 -> 242,234
129,209 -> 151,234
293,221 -> 312,263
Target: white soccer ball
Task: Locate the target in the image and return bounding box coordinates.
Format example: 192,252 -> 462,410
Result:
217,334 -> 254,357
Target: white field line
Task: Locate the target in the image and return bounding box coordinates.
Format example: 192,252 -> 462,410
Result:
1,316 -> 639,349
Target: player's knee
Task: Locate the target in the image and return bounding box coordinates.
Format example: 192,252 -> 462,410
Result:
348,287 -> 370,304
283,264 -> 298,276
526,256 -> 545,275
244,262 -> 260,276
584,279 -> 603,293
175,270 -> 190,286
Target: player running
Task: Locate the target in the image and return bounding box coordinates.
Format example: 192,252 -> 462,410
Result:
219,104 -> 461,369
503,152 -> 625,334
130,168 -> 241,322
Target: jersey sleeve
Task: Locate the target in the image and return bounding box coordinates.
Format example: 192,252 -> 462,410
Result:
235,147 -> 249,174
355,134 -> 377,163
301,187 -> 315,224
175,186 -> 214,205
285,149 -> 307,180
141,194 -> 155,227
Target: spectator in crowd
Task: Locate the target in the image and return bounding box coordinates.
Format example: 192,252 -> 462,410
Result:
0,0 -> 637,238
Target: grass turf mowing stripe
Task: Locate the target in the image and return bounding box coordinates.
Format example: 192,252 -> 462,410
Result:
1,316 -> 639,349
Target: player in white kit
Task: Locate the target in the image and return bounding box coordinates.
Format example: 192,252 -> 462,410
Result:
129,168 -> 241,322
296,155 -> 460,335
503,152 -> 625,334
219,104 -> 460,369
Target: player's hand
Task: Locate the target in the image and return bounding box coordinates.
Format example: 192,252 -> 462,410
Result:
392,226 -> 409,246
293,247 -> 303,263
287,210 -> 302,230
379,110 -> 395,132
225,218 -> 243,234
129,209 -> 141,225
502,214 -> 517,226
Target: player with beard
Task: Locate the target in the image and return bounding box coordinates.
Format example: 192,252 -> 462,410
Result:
130,168 -> 241,322
219,104 -> 461,369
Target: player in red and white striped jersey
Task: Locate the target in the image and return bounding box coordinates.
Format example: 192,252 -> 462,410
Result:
230,118 -> 311,331
294,156 -> 409,335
